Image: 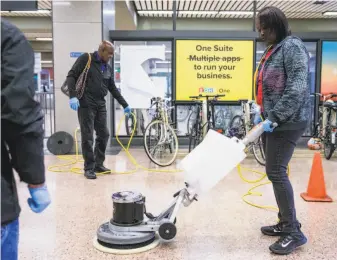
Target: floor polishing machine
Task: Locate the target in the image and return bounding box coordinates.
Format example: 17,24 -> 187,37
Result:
94,122 -> 276,254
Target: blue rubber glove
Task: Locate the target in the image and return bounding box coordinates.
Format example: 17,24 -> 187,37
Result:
262,119 -> 276,132
69,97 -> 80,111
124,106 -> 131,116
28,185 -> 51,213
254,113 -> 262,125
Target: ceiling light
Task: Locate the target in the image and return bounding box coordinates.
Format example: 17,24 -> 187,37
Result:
41,60 -> 52,64
36,37 -> 53,41
138,10 -> 219,16
138,11 -> 173,15
179,11 -> 218,15
3,10 -> 51,14
53,1 -> 71,6
219,11 -> 255,15
323,11 -> 337,16
137,10 -> 256,16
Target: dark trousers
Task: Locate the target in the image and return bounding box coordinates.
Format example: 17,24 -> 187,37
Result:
78,106 -> 110,171
262,128 -> 305,233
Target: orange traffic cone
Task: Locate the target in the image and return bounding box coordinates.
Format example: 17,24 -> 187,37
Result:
300,152 -> 332,202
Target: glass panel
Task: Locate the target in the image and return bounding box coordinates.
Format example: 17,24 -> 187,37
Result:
176,105 -> 195,137
213,105 -> 242,133
305,42 -> 317,136
255,41 -> 317,136
176,104 -> 242,137
321,41 -> 337,95
113,41 -> 172,136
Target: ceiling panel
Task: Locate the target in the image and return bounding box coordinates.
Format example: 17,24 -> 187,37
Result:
1,0 -> 51,17
38,0 -> 52,10
2,0 -> 337,19
133,0 -> 337,18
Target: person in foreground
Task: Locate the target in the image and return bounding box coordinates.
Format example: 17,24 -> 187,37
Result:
1,19 -> 51,260
254,6 -> 310,255
67,41 -> 131,179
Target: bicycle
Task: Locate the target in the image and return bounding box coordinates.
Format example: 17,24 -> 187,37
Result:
188,94 -> 226,152
311,92 -> 337,160
227,99 -> 266,166
143,97 -> 179,167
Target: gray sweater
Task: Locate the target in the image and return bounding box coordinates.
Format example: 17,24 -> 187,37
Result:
256,36 -> 311,131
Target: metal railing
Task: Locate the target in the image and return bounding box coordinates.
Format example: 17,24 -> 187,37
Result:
34,91 -> 55,138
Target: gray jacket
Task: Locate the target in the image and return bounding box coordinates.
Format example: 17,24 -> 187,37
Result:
256,36 -> 311,131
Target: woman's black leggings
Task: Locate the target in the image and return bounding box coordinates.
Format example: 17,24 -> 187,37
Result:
262,128 -> 305,233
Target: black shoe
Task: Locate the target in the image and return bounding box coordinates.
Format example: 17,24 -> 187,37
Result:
269,232 -> 307,255
84,170 -> 97,179
94,165 -> 111,174
261,222 -> 289,237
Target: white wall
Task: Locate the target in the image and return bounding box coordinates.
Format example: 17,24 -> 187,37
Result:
137,17 -> 337,32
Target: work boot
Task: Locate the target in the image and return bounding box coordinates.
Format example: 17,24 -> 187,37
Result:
94,165 -> 111,174
261,222 -> 297,237
269,230 -> 307,255
84,170 -> 97,179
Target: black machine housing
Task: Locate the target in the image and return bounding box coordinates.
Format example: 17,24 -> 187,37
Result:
111,191 -> 145,226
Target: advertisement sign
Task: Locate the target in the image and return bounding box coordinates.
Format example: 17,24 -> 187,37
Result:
175,40 -> 254,101
321,41 -> 337,96
70,52 -> 84,58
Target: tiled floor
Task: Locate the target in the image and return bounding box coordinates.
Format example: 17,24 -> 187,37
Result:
16,149 -> 336,260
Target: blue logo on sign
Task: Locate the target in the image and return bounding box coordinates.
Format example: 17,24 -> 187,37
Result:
70,52 -> 83,58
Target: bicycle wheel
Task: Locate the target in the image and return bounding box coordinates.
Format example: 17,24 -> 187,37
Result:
252,136 -> 266,166
323,128 -> 335,160
143,120 -> 179,167
228,115 -> 246,139
125,112 -> 136,136
188,121 -> 208,152
188,123 -> 198,152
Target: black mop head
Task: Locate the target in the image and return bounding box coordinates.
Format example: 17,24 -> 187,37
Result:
97,236 -> 156,250
93,222 -> 160,255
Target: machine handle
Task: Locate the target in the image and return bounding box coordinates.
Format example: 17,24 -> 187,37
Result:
241,121 -> 278,146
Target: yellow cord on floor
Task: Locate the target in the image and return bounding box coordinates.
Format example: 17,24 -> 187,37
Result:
48,112 -> 289,212
237,164 -> 290,212
48,112 -> 182,175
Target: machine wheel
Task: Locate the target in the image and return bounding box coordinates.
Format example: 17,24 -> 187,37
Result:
158,222 -> 177,241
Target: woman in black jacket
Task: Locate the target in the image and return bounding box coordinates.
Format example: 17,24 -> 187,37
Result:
254,7 -> 310,255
